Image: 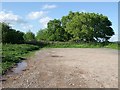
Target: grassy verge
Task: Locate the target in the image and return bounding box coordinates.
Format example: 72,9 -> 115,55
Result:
104,43 -> 119,50
1,44 -> 40,75
44,42 -> 119,49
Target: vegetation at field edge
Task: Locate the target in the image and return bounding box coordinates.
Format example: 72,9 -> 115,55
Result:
1,44 -> 40,75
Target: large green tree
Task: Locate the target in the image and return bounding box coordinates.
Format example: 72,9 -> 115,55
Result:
37,11 -> 114,42
47,19 -> 70,41
36,28 -> 48,41
23,31 -> 35,42
64,12 -> 114,42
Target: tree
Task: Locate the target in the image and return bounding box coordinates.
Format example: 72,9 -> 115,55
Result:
47,19 -> 70,41
0,22 -> 11,43
61,11 -> 75,29
64,12 -> 114,42
0,22 -> 24,44
36,28 -> 48,41
23,31 -> 35,42
93,14 -> 114,42
38,11 -> 114,42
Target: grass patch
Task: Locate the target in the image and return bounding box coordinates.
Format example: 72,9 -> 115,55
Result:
104,43 -> 119,50
1,44 -> 40,75
43,41 -> 119,50
44,42 -> 104,48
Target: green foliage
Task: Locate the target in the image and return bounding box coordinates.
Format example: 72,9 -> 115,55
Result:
23,31 -> 36,42
36,19 -> 71,42
0,24 -> 2,43
43,41 -> 119,50
0,22 -> 24,44
40,11 -> 114,42
47,19 -> 71,41
36,28 -> 49,41
0,62 -> 15,74
64,12 -> 114,42
1,44 -> 40,74
44,42 -> 104,48
105,43 -> 119,49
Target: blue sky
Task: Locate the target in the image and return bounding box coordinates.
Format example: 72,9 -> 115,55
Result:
1,2 -> 118,41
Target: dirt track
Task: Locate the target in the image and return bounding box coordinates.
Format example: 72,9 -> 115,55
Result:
2,48 -> 118,88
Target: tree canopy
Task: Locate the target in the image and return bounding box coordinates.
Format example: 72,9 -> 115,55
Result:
37,11 -> 114,42
23,31 -> 36,42
63,12 -> 114,42
1,11 -> 115,43
0,22 -> 24,44
36,28 -> 48,41
47,19 -> 70,41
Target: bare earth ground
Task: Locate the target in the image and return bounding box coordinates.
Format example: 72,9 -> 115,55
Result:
2,48 -> 118,88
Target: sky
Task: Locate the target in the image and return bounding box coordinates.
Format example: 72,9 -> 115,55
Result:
0,2 -> 118,41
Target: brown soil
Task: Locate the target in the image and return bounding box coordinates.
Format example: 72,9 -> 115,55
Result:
2,48 -> 118,88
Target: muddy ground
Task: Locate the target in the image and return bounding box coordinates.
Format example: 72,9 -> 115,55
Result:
2,48 -> 118,88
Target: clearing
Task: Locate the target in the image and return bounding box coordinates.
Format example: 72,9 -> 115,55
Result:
2,48 -> 118,88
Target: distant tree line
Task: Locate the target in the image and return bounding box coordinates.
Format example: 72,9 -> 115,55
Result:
0,22 -> 35,44
0,11 -> 115,44
36,11 -> 114,42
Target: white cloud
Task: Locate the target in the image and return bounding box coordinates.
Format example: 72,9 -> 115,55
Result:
42,4 -> 57,10
22,24 -> 33,30
39,17 -> 52,28
28,11 -> 47,20
0,11 -> 26,24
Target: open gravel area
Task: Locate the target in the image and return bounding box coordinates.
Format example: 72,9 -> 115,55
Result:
2,48 -> 118,88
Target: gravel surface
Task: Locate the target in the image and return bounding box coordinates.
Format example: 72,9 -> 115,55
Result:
2,48 -> 118,88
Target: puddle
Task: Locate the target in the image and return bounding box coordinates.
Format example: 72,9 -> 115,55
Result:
1,61 -> 28,81
12,61 -> 27,74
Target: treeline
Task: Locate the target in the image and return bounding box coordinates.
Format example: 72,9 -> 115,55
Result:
0,11 -> 115,44
0,22 -> 35,44
36,11 -> 114,42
